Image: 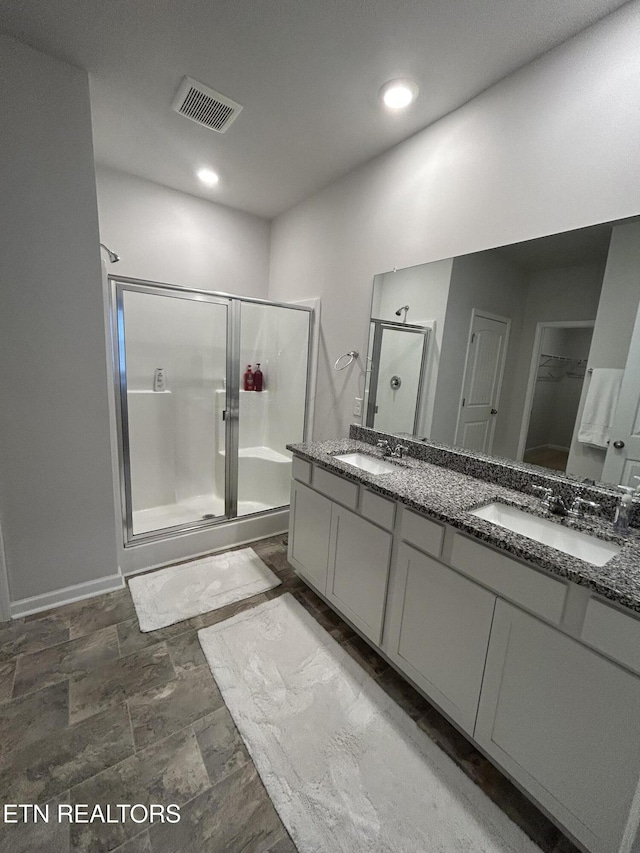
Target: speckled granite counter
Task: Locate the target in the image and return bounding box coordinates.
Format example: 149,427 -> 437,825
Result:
287,437 -> 640,615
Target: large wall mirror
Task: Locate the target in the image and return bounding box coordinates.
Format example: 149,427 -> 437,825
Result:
365,216 -> 640,489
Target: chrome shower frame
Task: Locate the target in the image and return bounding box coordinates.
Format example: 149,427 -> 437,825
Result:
109,275 -> 314,547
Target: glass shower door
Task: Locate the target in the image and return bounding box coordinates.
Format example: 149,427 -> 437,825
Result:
236,301 -> 311,515
116,285 -> 229,539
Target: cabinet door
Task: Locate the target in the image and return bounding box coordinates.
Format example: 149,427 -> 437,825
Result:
476,600 -> 640,853
326,505 -> 392,645
288,480 -> 332,593
385,543 -> 496,733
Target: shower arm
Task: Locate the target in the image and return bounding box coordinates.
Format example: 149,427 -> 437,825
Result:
100,243 -> 120,263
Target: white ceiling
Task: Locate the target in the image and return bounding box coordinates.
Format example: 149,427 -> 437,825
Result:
0,0 -> 630,219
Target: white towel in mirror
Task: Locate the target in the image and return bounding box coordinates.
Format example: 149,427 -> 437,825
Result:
577,368 -> 624,448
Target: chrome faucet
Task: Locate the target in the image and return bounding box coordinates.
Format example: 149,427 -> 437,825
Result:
568,497 -> 601,520
531,485 -> 568,516
377,440 -> 392,457
392,444 -> 409,459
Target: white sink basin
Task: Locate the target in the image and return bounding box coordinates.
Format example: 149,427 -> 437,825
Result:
470,502 -> 621,567
333,453 -> 399,476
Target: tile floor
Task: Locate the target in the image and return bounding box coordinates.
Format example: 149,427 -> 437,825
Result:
0,535 -> 578,853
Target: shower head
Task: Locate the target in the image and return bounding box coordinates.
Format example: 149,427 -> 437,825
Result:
395,305 -> 409,316
99,243 -> 120,263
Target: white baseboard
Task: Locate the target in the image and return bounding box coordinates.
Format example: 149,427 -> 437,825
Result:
10,512 -> 289,619
525,443 -> 570,454
11,573 -> 125,619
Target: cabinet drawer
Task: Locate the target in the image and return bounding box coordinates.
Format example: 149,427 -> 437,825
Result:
312,466 -> 359,510
292,455 -> 312,484
450,533 -> 566,624
360,489 -> 396,530
399,508 -> 444,557
581,598 -> 640,675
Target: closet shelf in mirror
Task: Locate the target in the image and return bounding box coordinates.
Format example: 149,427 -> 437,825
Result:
537,354 -> 587,382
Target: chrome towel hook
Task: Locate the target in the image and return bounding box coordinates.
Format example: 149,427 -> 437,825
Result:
334,351 -> 359,371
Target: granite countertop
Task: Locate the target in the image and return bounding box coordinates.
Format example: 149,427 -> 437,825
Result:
287,437 -> 640,615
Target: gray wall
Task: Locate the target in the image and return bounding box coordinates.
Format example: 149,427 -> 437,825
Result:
587,222 -> 640,370
371,259 -> 453,436
95,165 -> 271,297
431,251 -> 527,457
268,1 -> 640,441
0,36 -> 119,603
567,222 -> 640,480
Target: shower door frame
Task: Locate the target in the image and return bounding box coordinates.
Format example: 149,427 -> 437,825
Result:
109,276 -> 314,547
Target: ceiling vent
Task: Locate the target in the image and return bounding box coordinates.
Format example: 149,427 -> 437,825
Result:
171,77 -> 242,133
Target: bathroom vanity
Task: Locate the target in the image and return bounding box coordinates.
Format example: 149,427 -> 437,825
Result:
287,428 -> 640,853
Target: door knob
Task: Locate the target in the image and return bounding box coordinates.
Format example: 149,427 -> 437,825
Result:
613,440 -> 625,449
490,408 -> 498,415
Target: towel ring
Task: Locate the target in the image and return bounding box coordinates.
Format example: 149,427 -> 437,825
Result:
334,351 -> 359,371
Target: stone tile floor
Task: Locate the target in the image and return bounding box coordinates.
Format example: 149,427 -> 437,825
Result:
0,535 -> 578,853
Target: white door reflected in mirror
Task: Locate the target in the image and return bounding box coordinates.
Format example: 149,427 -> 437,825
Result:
454,311 -> 510,454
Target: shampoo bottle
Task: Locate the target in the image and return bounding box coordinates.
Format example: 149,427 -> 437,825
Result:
254,363 -> 263,392
243,365 -> 254,391
153,368 -> 166,392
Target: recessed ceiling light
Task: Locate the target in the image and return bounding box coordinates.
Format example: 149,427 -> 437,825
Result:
380,79 -> 419,110
197,168 -> 219,186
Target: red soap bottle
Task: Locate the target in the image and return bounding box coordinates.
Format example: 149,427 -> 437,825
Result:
254,363 -> 263,392
243,365 -> 254,391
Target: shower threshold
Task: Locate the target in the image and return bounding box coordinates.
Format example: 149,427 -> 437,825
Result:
132,494 -> 276,535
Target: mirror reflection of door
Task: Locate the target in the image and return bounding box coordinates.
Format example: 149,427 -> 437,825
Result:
366,321 -> 430,435
603,301 -> 640,486
454,311 -> 510,453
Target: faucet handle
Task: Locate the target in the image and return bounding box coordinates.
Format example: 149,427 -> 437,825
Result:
531,485 -> 553,499
568,497 -> 601,519
376,439 -> 391,456
392,444 -> 409,459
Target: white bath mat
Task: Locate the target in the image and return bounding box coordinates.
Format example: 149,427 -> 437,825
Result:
198,594 -> 541,853
129,548 -> 281,632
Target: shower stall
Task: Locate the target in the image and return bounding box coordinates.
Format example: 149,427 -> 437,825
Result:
111,277 -> 312,545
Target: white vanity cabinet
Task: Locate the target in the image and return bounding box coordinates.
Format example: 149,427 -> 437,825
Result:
326,504 -> 392,644
288,453 -> 640,853
288,479 -> 332,592
475,600 -> 640,853
385,542 -> 496,733
288,466 -> 393,643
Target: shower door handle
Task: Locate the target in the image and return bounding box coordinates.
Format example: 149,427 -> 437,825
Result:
223,404 -> 239,422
